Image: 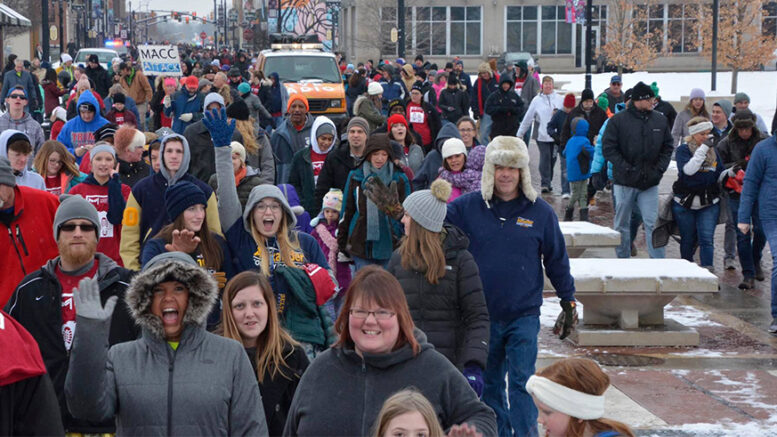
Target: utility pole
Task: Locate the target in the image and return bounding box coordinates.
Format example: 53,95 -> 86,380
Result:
59,0 -> 64,59
129,1 -> 133,46
42,0 -> 50,61
711,0 -> 719,91
584,0 -> 592,90
397,0 -> 405,58
214,0 -> 219,47
276,0 -> 281,32
223,0 -> 228,48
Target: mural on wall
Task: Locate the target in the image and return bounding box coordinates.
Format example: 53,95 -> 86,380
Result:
267,0 -> 334,50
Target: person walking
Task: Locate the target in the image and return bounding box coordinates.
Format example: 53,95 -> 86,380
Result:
672,88 -> 709,147
563,118 -> 595,221
518,77 -> 563,195
485,76 -> 524,139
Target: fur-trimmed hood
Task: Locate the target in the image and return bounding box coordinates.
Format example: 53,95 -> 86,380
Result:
480,135 -> 537,203
125,258 -> 217,339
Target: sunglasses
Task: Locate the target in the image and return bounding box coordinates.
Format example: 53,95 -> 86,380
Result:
60,223 -> 97,233
7,94 -> 26,100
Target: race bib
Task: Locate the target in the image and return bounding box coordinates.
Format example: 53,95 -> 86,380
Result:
98,210 -> 114,238
409,107 -> 425,124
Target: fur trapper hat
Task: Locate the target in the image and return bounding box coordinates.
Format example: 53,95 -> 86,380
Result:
481,136 -> 537,203
125,253 -> 217,339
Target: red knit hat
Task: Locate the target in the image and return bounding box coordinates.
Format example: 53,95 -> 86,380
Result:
563,93 -> 576,109
387,113 -> 408,132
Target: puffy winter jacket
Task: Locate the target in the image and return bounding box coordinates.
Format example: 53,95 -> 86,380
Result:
165,88 -> 205,134
386,225 -> 489,369
560,103 -> 607,149
564,118 -> 595,182
470,76 -> 498,119
437,87 -> 470,123
352,95 -> 385,132
517,91 -> 563,143
413,123 -> 462,191
485,77 -> 524,138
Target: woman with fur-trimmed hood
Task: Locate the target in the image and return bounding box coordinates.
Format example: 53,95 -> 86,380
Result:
65,252 -> 268,435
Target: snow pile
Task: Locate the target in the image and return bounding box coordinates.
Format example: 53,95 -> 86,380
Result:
664,301 -> 723,328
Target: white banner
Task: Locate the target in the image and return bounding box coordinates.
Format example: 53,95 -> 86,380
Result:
138,45 -> 182,76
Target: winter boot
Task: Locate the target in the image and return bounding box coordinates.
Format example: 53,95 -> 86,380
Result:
579,208 -> 589,222
738,277 -> 755,290
564,207 -> 575,221
755,262 -> 765,281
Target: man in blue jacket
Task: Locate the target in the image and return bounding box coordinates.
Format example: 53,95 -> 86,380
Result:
164,75 -> 204,134
447,135 -> 576,437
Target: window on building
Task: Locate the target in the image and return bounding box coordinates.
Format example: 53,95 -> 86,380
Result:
667,4 -> 700,53
450,6 -> 481,55
507,5 -> 572,55
506,6 -> 538,53
411,6 -> 481,56
764,2 -> 777,37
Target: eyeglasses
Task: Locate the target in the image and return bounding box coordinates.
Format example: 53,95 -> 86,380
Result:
7,94 -> 26,100
47,158 -> 62,165
459,128 -> 475,133
255,203 -> 281,212
349,308 -> 396,320
60,223 -> 97,233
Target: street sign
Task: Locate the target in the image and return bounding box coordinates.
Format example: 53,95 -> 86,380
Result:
200,31 -> 207,39
50,25 -> 58,41
121,30 -> 127,39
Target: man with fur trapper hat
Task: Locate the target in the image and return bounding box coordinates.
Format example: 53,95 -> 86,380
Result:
445,136 -> 576,437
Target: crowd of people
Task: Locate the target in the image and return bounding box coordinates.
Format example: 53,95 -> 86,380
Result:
1,44 -> 776,437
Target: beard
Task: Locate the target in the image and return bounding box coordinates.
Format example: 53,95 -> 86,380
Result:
58,239 -> 98,268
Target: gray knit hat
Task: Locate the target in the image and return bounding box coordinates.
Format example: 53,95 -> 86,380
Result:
53,194 -> 100,240
0,157 -> 16,187
402,179 -> 452,232
143,251 -> 198,272
90,143 -> 116,162
347,116 -> 369,134
243,184 -> 297,233
203,92 -> 225,111
714,99 -> 733,117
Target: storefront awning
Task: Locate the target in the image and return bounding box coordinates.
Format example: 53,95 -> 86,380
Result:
0,3 -> 31,27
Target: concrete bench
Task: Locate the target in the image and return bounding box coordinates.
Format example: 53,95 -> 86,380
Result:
546,258 -> 718,346
559,221 -> 621,257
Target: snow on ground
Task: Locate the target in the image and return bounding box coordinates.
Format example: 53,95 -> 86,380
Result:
550,71 -> 777,126
640,420 -> 777,437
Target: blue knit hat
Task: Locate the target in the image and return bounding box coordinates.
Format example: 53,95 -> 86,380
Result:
164,181 -> 207,221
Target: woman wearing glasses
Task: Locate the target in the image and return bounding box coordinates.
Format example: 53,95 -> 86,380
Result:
283,266 -> 497,436
208,108 -> 334,359
32,140 -> 87,196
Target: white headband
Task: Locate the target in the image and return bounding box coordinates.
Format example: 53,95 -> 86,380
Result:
525,375 -> 605,420
688,121 -> 713,136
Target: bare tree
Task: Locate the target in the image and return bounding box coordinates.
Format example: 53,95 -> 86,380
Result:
348,0 -> 419,60
699,0 -> 777,93
600,0 -> 671,75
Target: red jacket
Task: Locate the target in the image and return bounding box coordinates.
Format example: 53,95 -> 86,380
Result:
69,180 -> 131,266
49,119 -> 65,141
0,186 -> 59,307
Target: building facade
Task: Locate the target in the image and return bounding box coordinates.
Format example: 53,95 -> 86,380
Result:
340,0 -> 777,72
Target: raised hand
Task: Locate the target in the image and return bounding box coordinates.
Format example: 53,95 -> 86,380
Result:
447,423 -> 482,437
164,229 -> 201,253
73,276 -> 117,321
202,107 -> 236,147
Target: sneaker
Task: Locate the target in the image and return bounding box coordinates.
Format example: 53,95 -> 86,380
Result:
738,277 -> 755,290
724,258 -> 737,270
755,263 -> 765,281
769,319 -> 777,334
562,193 -> 570,199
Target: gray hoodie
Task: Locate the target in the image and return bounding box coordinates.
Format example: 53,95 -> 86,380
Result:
159,133 -> 191,185
0,129 -> 44,190
0,111 -> 45,164
65,258 -> 268,436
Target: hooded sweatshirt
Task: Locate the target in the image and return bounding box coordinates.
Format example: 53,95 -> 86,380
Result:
64,258 -> 268,435
412,123 -> 462,191
120,134 -> 222,271
0,111 -> 45,162
0,130 -> 44,190
272,113 -> 315,184
56,91 -> 109,163
289,116 -> 338,216
564,118 -> 595,182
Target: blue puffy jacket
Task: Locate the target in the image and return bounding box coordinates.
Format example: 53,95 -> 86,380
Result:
565,118 -> 595,182
591,102 -> 625,180
164,88 -> 205,134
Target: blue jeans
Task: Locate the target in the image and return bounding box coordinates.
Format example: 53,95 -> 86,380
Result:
612,190 -> 642,242
672,201 -> 720,267
729,198 -> 766,278
480,113 -> 493,142
759,219 -> 777,319
482,316 -> 540,437
351,256 -> 388,272
613,184 -> 664,258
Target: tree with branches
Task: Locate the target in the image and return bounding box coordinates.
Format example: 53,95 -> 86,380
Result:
699,0 -> 777,93
599,0 -> 670,75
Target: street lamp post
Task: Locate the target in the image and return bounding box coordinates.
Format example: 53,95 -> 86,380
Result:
42,0 -> 50,61
59,0 -> 65,58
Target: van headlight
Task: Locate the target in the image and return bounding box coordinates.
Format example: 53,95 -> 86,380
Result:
330,99 -> 342,108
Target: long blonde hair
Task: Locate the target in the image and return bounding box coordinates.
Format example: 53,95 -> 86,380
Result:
33,140 -> 80,178
398,218 -> 446,284
235,118 -> 259,155
219,271 -> 299,383
249,209 -> 303,277
372,389 -> 445,437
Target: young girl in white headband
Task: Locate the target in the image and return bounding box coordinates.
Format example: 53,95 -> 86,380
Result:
526,358 -> 635,437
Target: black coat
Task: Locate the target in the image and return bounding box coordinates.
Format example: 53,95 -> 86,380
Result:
653,98 -> 677,131
716,129 -> 767,198
118,157 -> 152,188
314,141 -> 360,209
4,255 -> 139,433
602,105 -> 674,190
560,104 -> 608,149
386,225 -> 489,370
437,88 -> 470,123
85,65 -> 112,99
246,345 -> 309,437
0,373 -> 63,436
485,87 -> 524,138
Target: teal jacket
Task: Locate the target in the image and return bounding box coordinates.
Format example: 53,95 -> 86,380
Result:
274,265 -> 335,348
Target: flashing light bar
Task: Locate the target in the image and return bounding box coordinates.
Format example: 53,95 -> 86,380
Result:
270,43 -> 324,50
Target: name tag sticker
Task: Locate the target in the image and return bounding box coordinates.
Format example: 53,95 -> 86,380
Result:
516,217 -> 534,228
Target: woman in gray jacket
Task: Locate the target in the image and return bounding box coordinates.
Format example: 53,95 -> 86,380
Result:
65,252 -> 268,436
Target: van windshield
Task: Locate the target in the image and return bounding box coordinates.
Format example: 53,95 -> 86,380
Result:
264,56 -> 341,83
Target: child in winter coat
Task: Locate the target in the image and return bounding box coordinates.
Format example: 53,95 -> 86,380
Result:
564,118 -> 595,221
436,138 -> 481,202
105,93 -> 137,127
311,188 -> 351,316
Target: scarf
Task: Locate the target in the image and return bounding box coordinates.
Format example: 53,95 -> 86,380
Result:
688,139 -> 717,168
363,162 -> 393,243
315,222 -> 338,276
234,166 -> 247,186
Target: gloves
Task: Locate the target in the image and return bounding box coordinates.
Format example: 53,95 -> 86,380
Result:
362,177 -> 404,220
73,276 -> 117,321
202,107 -> 236,147
213,272 -> 227,290
337,251 -> 352,263
553,300 -> 578,340
179,113 -> 193,122
462,365 -> 484,397
163,95 -> 172,108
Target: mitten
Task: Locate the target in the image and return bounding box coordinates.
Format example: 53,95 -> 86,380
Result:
462,365 -> 484,397
362,177 -> 403,220
179,113 -> 193,122
552,300 -> 578,340
73,276 -> 117,321
213,272 -> 227,290
202,107 -> 236,147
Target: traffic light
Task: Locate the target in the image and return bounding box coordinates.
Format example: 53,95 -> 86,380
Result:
192,11 -> 196,17
185,17 -> 190,24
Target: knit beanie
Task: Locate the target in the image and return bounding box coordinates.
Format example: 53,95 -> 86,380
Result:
90,143 -> 116,162
165,77 -> 178,87
164,181 -> 208,221
53,194 -> 100,240
581,89 -> 594,102
387,99 -> 406,113
690,88 -> 705,100
597,94 -> 609,111
95,123 -> 118,142
198,78 -> 212,91
347,116 -> 369,134
237,82 -> 251,94
0,157 -> 15,187
441,138 -> 467,159
714,99 -> 733,117
322,188 -> 343,212
203,92 -> 225,111
734,92 -> 750,104
112,93 -> 126,104
631,81 -> 655,101
411,80 -> 424,92
367,82 -> 384,96
287,93 -> 310,112
315,121 -> 336,140
230,141 -> 246,163
362,133 -> 395,162
402,179 -> 451,232
52,106 -> 67,122
387,113 -> 408,132
226,100 -> 250,121
447,75 -> 459,87
563,93 -> 576,109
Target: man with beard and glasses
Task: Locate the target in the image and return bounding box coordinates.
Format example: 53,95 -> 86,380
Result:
4,195 -> 139,434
